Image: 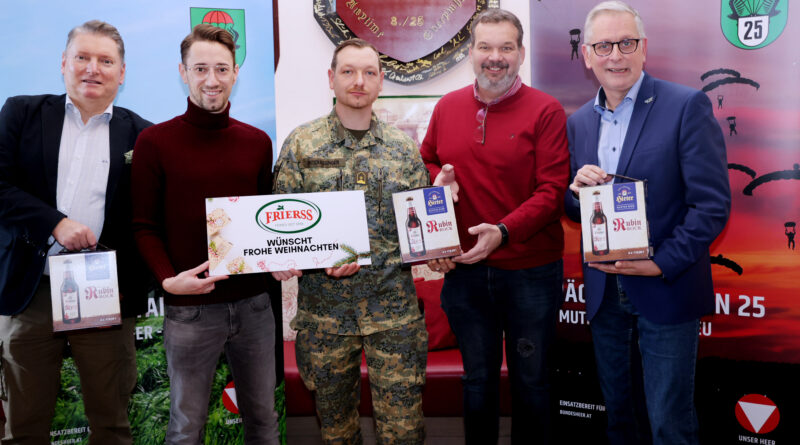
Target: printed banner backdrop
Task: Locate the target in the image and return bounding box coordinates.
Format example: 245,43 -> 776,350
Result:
0,0 -> 276,146
530,1 -> 799,443
0,1 -> 283,444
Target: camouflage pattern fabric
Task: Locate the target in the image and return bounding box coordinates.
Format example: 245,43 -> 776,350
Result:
274,109 -> 430,336
295,317 -> 428,445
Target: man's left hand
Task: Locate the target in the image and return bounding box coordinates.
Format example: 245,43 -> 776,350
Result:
454,223 -> 503,264
325,263 -> 360,278
588,259 -> 662,276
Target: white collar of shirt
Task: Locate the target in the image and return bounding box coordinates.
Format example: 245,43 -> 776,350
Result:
65,95 -> 114,125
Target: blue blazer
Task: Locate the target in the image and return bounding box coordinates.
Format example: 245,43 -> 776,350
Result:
565,73 -> 731,324
0,94 -> 152,316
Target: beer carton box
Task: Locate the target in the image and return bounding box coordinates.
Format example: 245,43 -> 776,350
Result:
391,186 -> 462,263
48,250 -> 121,332
579,181 -> 652,263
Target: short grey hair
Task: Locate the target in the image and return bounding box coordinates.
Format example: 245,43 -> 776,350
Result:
583,1 -> 646,44
66,20 -> 125,61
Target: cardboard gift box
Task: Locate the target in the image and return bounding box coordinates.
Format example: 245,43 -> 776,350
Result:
579,180 -> 652,263
48,249 -> 121,332
391,186 -> 462,263
205,191 -> 371,275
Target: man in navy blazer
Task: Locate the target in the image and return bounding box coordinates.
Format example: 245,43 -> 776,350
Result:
565,2 -> 730,444
0,21 -> 151,444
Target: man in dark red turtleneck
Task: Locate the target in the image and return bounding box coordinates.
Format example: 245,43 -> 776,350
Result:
131,24 -> 279,444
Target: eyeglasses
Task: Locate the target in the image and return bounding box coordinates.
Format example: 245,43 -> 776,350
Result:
588,38 -> 640,57
474,106 -> 488,145
184,64 -> 233,79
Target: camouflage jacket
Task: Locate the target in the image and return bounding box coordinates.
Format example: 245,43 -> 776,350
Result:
274,109 -> 430,335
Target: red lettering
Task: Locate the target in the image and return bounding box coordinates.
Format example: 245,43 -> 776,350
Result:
613,218 -> 626,231
84,286 -> 97,300
426,220 -> 438,233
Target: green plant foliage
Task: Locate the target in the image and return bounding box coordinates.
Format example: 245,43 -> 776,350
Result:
50,310 -> 287,444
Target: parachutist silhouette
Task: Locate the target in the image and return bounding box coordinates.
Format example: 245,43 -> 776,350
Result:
727,116 -> 737,136
727,163 -> 756,178
569,29 -> 581,60
786,223 -> 796,250
743,164 -> 800,195
717,94 -> 723,109
711,254 -> 743,275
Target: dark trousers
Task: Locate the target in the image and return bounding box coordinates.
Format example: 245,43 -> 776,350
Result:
440,260 -> 562,445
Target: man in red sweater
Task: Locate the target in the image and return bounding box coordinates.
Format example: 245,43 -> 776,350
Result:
131,25 -> 279,444
421,9 -> 569,445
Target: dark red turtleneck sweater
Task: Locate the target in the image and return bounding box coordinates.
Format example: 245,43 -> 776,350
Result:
132,99 -> 273,306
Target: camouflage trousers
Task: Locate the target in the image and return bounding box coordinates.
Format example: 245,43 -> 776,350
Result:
295,317 -> 428,445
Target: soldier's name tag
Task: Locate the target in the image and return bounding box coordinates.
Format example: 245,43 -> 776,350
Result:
205,191 -> 371,275
301,158 -> 346,168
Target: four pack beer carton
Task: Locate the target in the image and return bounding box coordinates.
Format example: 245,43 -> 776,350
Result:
392,186 -> 461,263
579,181 -> 652,263
48,250 -> 121,332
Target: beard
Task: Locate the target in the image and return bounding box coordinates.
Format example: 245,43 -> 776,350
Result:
475,60 -> 518,97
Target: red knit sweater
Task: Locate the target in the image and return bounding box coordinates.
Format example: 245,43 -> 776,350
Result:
420,84 -> 569,269
132,99 -> 273,305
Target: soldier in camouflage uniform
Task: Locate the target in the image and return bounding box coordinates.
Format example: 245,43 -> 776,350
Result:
272,38 -> 429,445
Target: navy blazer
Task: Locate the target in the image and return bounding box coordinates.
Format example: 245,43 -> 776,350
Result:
565,73 -> 731,324
0,94 -> 152,316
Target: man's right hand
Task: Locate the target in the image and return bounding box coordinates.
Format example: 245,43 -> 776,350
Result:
162,261 -> 228,295
569,164 -> 612,195
52,218 -> 97,251
434,164 -> 459,202
427,257 -> 456,274
272,269 -> 303,281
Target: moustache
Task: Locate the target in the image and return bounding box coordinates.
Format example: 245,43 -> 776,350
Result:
481,62 -> 509,70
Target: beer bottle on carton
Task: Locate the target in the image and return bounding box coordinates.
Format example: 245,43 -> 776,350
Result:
591,191 -> 610,256
406,197 -> 427,258
61,260 -> 82,324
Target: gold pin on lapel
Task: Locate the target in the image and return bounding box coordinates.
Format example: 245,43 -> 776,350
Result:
356,171 -> 368,184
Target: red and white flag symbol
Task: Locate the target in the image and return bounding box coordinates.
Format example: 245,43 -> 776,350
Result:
222,381 -> 239,414
735,394 -> 779,434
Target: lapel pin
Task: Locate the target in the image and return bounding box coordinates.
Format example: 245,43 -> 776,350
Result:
644,96 -> 655,104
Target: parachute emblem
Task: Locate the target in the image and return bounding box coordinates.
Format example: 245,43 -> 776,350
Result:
721,0 -> 787,49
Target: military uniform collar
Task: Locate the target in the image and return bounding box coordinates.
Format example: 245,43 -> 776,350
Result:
328,108 -> 384,150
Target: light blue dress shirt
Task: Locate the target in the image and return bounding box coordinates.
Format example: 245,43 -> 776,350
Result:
592,72 -> 645,176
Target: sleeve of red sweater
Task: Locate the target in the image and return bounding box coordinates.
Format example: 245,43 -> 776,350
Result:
500,103 -> 570,244
131,128 -> 177,284
420,104 -> 443,182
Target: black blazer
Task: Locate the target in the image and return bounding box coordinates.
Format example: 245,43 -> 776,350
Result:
0,94 -> 153,316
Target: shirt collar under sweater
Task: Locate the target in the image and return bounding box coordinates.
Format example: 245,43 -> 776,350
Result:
473,75 -> 523,124
181,97 -> 231,130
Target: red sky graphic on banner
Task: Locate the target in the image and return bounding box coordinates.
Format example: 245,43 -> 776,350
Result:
531,1 -> 800,363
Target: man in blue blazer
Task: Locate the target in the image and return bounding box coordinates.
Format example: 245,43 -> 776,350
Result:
565,2 -> 730,444
0,21 -> 151,444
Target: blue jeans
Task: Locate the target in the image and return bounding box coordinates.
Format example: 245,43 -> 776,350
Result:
163,293 -> 280,445
591,276 -> 700,445
440,260 -> 562,445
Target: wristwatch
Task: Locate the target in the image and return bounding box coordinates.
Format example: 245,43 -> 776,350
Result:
496,222 -> 509,246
